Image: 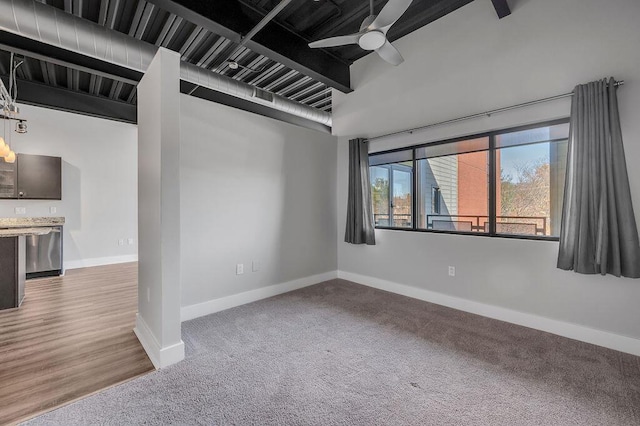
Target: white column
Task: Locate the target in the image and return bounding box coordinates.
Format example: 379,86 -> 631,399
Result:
134,47 -> 184,369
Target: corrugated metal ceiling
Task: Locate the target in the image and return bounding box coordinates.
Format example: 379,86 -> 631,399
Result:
0,0 -> 480,122
1,0 -> 333,114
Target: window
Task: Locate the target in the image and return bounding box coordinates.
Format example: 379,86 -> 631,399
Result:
417,137 -> 489,233
370,150 -> 413,228
368,120 -> 570,239
495,124 -> 569,237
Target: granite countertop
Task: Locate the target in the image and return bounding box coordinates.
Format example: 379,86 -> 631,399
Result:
0,227 -> 54,238
0,217 -> 65,228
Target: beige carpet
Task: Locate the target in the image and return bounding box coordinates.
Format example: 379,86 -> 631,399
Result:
26,279 -> 640,425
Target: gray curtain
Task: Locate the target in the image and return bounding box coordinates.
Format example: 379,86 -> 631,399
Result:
345,138 -> 376,245
558,77 -> 640,278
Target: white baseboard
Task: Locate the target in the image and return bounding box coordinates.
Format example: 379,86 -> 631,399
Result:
64,254 -> 138,270
338,270 -> 640,357
181,270 -> 338,322
134,314 -> 185,369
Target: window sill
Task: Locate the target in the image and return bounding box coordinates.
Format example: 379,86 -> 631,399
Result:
373,226 -> 559,242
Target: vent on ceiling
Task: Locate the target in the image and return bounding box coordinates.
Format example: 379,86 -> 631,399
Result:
253,87 -> 274,103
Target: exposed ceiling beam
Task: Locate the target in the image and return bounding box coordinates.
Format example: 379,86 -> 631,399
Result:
0,31 -> 143,85
179,26 -> 208,61
491,0 -> 511,19
128,0 -> 147,37
105,0 -> 121,29
71,69 -> 80,91
1,76 -> 136,123
155,13 -> 183,46
66,68 -> 72,90
0,39 -> 140,86
195,37 -> 231,67
128,1 -> 156,40
277,75 -> 312,97
147,0 -> 352,93
97,0 -> 109,26
73,0 -> 83,17
232,54 -> 270,81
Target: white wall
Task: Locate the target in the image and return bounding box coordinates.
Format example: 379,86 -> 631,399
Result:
0,104 -> 138,269
135,48 -> 184,369
334,0 -> 640,341
179,94 -> 337,309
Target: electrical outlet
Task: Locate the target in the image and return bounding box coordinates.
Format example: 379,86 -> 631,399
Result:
448,266 -> 456,277
128,238 -> 134,245
252,261 -> 260,272
146,287 -> 150,303
49,207 -> 57,214
15,207 -> 26,215
118,239 -> 124,246
236,264 -> 244,275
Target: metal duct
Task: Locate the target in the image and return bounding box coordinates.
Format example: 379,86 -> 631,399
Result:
180,63 -> 332,126
0,0 -> 332,127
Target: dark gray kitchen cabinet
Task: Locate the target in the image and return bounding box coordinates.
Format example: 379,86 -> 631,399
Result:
0,159 -> 17,199
0,236 -> 25,310
16,154 -> 62,200
0,154 -> 62,200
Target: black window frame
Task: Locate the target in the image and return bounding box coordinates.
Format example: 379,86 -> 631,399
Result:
369,118 -> 570,241
370,162 -> 414,229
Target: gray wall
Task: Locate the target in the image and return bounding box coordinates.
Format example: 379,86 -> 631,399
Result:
179,94 -> 337,308
0,103 -> 138,269
334,0 -> 640,339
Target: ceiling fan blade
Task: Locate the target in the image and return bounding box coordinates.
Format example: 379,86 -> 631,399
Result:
376,40 -> 404,66
371,0 -> 413,30
309,33 -> 361,48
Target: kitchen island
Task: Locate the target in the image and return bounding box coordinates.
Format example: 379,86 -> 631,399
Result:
0,226 -> 54,310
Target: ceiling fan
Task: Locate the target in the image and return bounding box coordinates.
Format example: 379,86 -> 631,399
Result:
308,0 -> 413,66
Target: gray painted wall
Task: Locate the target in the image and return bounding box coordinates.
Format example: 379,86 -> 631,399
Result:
334,0 -> 640,339
179,94 -> 337,308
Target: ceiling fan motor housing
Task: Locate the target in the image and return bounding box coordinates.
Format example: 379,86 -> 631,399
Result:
358,30 -> 386,50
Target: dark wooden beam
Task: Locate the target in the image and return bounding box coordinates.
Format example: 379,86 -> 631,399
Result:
148,0 -> 352,93
2,76 -> 137,124
491,0 -> 511,19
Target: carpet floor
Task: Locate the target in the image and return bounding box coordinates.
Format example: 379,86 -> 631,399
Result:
24,279 -> 640,425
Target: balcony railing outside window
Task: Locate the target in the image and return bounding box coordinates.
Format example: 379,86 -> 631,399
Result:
426,214 -> 548,236
374,213 -> 411,228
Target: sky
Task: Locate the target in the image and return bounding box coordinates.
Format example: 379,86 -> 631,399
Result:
499,142 -> 551,183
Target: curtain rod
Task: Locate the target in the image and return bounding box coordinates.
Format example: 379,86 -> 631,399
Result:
368,80 -> 625,142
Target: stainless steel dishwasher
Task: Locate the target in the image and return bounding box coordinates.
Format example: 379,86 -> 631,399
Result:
25,226 -> 63,278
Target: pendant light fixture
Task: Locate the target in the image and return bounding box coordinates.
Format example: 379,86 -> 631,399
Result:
0,53 -> 21,164
1,120 -> 15,163
0,137 -> 8,156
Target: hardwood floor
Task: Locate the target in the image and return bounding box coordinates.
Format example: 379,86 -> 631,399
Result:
0,262 -> 154,425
